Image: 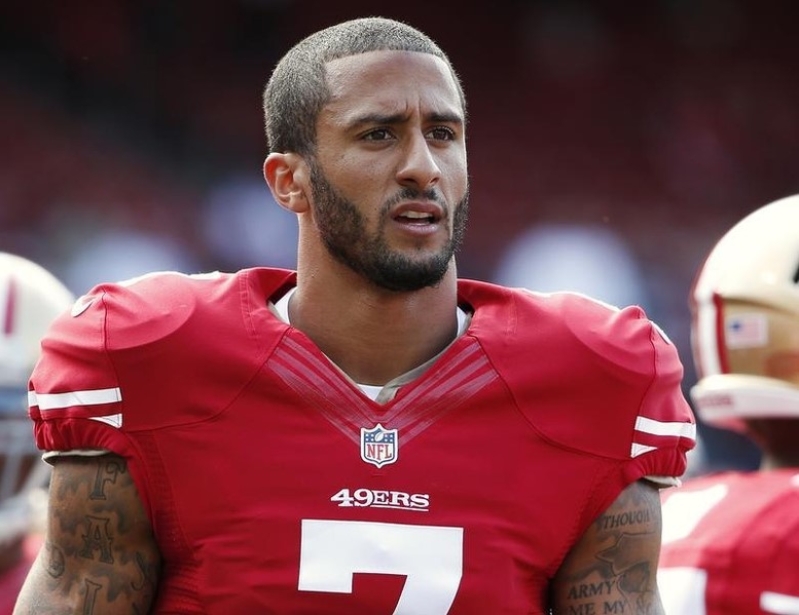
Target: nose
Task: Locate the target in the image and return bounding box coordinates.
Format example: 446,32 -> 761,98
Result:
396,133 -> 441,191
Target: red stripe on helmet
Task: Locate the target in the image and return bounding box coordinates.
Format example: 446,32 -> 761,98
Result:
712,291 -> 729,374
3,276 -> 16,334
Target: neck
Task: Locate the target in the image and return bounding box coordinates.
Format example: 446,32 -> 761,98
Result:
759,453 -> 799,471
290,263 -> 460,385
746,419 -> 799,471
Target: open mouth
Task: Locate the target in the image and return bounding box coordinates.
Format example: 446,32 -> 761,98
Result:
395,211 -> 437,225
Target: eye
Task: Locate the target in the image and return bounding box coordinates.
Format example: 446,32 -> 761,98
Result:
363,128 -> 394,141
427,126 -> 456,141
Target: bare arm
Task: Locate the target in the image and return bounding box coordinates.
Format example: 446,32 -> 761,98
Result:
13,454 -> 161,614
550,479 -> 665,615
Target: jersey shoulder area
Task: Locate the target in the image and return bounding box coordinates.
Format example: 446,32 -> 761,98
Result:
29,267 -> 295,432
45,268 -> 293,349
458,280 -> 696,468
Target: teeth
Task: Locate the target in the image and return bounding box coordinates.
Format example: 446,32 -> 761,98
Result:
403,211 -> 429,219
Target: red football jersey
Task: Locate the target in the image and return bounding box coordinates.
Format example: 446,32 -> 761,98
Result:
0,534 -> 42,615
659,470 -> 799,614
29,268 -> 695,614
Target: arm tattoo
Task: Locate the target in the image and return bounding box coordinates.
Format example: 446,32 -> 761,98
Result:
44,540 -> 66,579
90,457 -> 125,500
79,515 -> 115,563
552,481 -> 665,615
33,455 -> 162,613
83,579 -> 103,615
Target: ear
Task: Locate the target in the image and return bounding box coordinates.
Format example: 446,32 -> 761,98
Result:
263,153 -> 310,213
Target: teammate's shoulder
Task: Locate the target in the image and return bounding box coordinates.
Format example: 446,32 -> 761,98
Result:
661,470 -> 799,550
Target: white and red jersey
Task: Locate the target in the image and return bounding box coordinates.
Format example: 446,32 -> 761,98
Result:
659,470 -> 799,615
28,268 -> 695,614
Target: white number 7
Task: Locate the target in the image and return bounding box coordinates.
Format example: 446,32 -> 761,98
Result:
299,519 -> 464,614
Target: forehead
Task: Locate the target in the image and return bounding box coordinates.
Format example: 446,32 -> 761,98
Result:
322,50 -> 464,123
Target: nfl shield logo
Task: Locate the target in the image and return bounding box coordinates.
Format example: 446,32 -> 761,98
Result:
360,424 -> 398,468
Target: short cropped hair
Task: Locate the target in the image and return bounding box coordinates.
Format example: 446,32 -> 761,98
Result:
263,16 -> 466,156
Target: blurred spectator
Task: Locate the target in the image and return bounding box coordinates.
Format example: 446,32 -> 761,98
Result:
492,221 -> 648,310
200,173 -> 298,271
59,228 -> 203,295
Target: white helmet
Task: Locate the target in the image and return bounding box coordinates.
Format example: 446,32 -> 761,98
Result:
690,195 -> 799,434
0,252 -> 74,545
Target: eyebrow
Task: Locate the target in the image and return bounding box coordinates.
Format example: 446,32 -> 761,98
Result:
346,110 -> 464,129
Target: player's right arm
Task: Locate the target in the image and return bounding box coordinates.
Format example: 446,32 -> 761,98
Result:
13,454 -> 161,614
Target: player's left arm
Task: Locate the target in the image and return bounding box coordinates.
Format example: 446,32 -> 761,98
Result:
549,479 -> 665,615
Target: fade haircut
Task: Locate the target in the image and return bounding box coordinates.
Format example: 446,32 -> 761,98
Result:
263,16 -> 466,156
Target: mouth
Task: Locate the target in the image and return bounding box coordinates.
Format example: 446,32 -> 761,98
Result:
391,202 -> 443,227
394,210 -> 438,225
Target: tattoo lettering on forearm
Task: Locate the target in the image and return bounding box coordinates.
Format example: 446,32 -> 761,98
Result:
82,578 -> 102,615
567,580 -> 615,600
79,515 -> 114,563
562,605 -> 597,614
45,540 -> 66,578
91,458 -> 125,500
553,483 -> 664,614
598,508 -> 652,531
564,581 -> 626,615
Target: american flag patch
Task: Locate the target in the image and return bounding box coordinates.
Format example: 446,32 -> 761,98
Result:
725,312 -> 768,349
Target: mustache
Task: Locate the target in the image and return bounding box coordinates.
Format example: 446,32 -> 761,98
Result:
381,187 -> 447,214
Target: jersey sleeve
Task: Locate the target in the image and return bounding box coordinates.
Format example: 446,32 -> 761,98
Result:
495,290 -> 697,483
27,271 -> 273,509
28,282 -> 131,452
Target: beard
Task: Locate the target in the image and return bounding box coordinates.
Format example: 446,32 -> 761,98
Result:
309,161 -> 469,292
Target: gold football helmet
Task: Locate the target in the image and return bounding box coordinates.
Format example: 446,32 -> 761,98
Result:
690,195 -> 799,433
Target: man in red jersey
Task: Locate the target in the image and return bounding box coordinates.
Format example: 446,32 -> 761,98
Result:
15,17 -> 695,614
0,253 -> 73,614
659,195 -> 799,614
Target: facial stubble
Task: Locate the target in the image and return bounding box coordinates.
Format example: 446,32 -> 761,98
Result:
309,162 -> 469,292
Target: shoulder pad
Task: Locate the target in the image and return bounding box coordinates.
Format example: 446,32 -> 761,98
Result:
29,270 -> 287,437
467,286 -> 696,475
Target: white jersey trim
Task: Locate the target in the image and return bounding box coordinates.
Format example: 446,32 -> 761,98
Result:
761,591 -> 799,615
631,416 -> 696,458
635,416 -> 696,439
29,387 -> 122,410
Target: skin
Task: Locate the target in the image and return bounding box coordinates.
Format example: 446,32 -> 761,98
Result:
265,50 -> 469,385
15,50 -> 667,613
551,480 -> 665,615
13,455 -> 159,614
745,418 -> 799,470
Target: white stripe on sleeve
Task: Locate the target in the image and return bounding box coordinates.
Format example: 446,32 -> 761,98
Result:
29,387 -> 122,410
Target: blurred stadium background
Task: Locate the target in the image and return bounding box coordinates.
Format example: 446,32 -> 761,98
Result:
3,0 -> 798,472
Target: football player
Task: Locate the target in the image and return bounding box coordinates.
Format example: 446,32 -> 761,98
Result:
659,195 -> 799,614
15,16 -> 695,614
0,253 -> 73,614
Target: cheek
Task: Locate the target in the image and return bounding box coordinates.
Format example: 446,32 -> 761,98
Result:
440,151 -> 468,190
